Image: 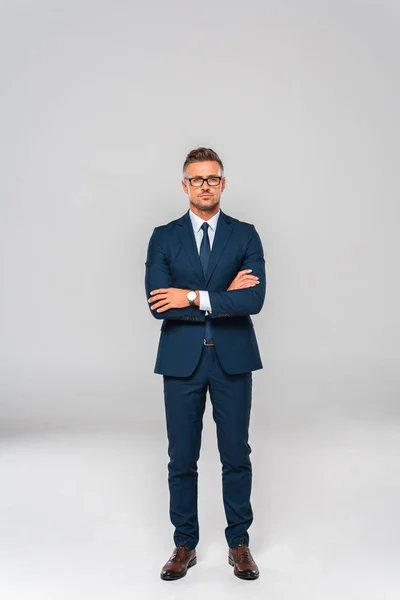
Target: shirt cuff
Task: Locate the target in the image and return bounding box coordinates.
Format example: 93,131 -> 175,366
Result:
199,290 -> 212,313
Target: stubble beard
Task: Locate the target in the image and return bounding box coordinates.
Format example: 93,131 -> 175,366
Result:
191,195 -> 220,214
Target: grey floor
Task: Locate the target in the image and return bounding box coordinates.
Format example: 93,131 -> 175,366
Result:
0,403 -> 399,600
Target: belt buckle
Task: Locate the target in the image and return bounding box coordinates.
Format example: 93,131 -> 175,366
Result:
203,338 -> 214,346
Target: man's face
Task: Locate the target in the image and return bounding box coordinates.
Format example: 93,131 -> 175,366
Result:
181,160 -> 226,215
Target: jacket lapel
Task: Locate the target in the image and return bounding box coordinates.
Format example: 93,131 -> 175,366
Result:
204,210 -> 233,287
176,208 -> 233,287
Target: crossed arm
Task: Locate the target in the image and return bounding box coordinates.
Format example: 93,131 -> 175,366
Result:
145,224 -> 266,320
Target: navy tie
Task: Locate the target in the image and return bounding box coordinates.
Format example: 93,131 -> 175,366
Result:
199,222 -> 212,341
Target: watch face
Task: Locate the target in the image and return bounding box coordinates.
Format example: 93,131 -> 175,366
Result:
187,291 -> 197,301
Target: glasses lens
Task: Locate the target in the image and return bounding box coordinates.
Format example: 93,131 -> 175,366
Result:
191,178 -> 203,187
207,177 -> 220,186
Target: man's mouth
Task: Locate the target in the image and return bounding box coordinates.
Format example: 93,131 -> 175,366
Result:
200,194 -> 212,198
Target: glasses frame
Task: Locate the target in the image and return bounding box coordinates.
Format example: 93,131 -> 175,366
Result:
184,176 -> 223,187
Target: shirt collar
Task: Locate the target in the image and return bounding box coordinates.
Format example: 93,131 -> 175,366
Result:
189,208 -> 220,233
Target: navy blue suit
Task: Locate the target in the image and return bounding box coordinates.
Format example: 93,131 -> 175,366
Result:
145,208 -> 266,549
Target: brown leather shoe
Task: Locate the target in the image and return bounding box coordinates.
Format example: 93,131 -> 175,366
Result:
228,541 -> 259,579
160,543 -> 197,580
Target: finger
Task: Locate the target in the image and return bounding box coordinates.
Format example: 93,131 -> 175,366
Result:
239,281 -> 258,289
155,301 -> 171,312
236,275 -> 257,284
245,279 -> 260,286
149,289 -> 169,295
149,293 -> 168,303
237,269 -> 253,278
150,298 -> 169,310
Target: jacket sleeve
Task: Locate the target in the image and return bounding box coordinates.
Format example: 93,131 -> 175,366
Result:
145,227 -> 206,322
208,224 -> 266,318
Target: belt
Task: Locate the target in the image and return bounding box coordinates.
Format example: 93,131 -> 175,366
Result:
203,337 -> 215,346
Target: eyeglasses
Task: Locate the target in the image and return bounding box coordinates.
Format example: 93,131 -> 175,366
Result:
184,176 -> 223,187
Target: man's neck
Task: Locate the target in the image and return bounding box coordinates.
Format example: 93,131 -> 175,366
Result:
189,205 -> 220,221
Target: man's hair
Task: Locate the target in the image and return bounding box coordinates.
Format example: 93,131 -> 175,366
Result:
183,147 -> 224,177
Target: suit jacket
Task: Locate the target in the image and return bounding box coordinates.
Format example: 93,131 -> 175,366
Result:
145,208 -> 266,376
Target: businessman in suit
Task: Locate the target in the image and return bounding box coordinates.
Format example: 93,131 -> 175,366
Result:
145,147 -> 266,580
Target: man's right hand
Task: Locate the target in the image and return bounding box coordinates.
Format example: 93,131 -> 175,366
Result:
227,269 -> 260,291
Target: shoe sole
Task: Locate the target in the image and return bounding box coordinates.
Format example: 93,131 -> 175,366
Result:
160,556 -> 197,580
228,555 -> 259,579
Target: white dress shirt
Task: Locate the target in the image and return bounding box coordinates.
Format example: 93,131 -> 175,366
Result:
188,208 -> 220,314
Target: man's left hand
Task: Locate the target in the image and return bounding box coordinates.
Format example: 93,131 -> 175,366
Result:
148,288 -> 191,312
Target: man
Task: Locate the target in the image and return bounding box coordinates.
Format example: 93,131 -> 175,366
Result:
145,147 -> 266,581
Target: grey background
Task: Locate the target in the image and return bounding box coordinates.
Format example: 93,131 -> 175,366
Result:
0,1 -> 399,599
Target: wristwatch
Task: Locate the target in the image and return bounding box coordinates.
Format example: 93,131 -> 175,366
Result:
186,290 -> 198,307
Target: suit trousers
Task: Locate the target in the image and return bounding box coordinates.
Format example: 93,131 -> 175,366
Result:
162,343 -> 254,549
